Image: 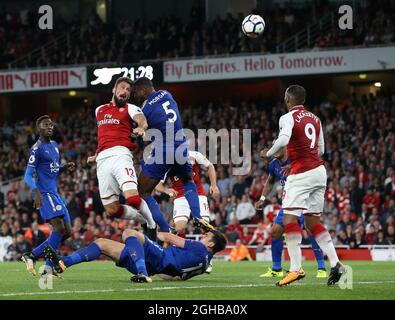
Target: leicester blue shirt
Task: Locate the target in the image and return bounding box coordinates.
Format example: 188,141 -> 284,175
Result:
267,158 -> 291,187
154,240 -> 212,279
141,90 -> 186,150
26,138 -> 62,195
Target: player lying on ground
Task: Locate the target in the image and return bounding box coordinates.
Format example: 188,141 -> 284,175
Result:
44,228 -> 227,283
133,77 -> 214,234
266,85 -> 345,286
255,146 -> 327,278
87,76 -> 157,235
22,115 -> 75,278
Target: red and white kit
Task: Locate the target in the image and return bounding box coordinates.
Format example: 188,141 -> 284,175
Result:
95,102 -> 143,205
273,105 -> 326,216
168,151 -> 211,223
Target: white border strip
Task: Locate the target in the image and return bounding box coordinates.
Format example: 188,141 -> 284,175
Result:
1,281 -> 395,297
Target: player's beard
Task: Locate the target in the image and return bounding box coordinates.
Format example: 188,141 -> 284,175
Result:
114,95 -> 127,107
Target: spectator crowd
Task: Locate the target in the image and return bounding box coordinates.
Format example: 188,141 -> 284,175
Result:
1,0 -> 394,69
1,89 -> 394,261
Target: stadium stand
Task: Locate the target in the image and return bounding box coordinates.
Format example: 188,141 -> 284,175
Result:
3,0 -> 394,69
1,91 -> 394,260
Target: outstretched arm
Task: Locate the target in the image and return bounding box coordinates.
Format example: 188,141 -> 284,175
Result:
255,175 -> 275,210
157,232 -> 186,248
192,151 -> 220,200
266,135 -> 290,157
267,114 -> 294,157
133,114 -> 148,137
155,181 -> 178,197
207,163 -> 220,200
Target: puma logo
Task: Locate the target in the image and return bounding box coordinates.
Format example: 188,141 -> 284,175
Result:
14,74 -> 28,87
69,70 -> 85,83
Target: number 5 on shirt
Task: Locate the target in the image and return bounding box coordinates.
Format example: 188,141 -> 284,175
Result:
162,101 -> 177,123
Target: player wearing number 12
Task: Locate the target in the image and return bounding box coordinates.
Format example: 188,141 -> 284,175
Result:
266,85 -> 345,287
87,77 -> 157,233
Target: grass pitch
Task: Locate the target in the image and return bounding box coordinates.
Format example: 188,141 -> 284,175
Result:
0,260 -> 394,300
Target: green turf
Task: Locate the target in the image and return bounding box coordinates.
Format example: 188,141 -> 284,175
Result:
0,260 -> 394,300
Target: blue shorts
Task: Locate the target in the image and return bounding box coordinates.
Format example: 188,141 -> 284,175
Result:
117,236 -> 168,276
40,192 -> 71,224
274,208 -> 305,228
141,147 -> 192,181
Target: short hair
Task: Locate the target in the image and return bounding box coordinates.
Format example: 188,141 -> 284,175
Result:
210,230 -> 227,254
36,115 -> 51,127
114,77 -> 134,88
134,77 -> 153,88
286,85 -> 306,104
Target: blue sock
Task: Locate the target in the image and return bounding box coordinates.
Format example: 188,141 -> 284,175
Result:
47,231 -> 62,251
143,195 -> 169,232
271,238 -> 284,271
45,260 -> 54,269
63,243 -> 101,268
32,240 -> 48,258
309,236 -> 326,270
125,236 -> 148,276
183,181 -> 202,219
32,231 -> 62,267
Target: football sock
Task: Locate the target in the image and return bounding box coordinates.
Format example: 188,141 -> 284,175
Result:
44,231 -> 63,269
311,223 -> 340,268
143,196 -> 169,232
120,204 -> 139,219
183,181 -> 202,219
138,199 -> 157,229
284,222 -> 303,272
63,242 -> 101,268
125,236 -> 148,276
271,238 -> 284,271
32,240 -> 48,258
309,235 -> 326,270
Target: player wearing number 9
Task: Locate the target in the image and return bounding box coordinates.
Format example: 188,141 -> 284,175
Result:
266,85 -> 344,287
133,77 -> 215,234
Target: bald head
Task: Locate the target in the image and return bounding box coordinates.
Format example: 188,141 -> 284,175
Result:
285,85 -> 306,109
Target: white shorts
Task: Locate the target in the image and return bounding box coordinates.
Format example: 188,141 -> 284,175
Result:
282,165 -> 327,217
97,153 -> 138,205
173,195 -> 210,223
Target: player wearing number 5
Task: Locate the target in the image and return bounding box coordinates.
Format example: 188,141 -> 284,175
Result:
87,77 -> 157,232
266,85 -> 344,287
133,77 -> 215,235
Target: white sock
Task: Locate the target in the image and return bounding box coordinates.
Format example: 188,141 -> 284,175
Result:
315,231 -> 339,268
286,232 -> 302,272
138,200 -> 157,229
121,205 -> 146,224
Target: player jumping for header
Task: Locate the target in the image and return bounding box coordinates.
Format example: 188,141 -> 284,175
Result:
266,85 -> 345,286
44,228 -> 227,283
22,115 -> 75,278
255,146 -> 327,278
87,77 -> 157,233
132,77 -> 215,233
